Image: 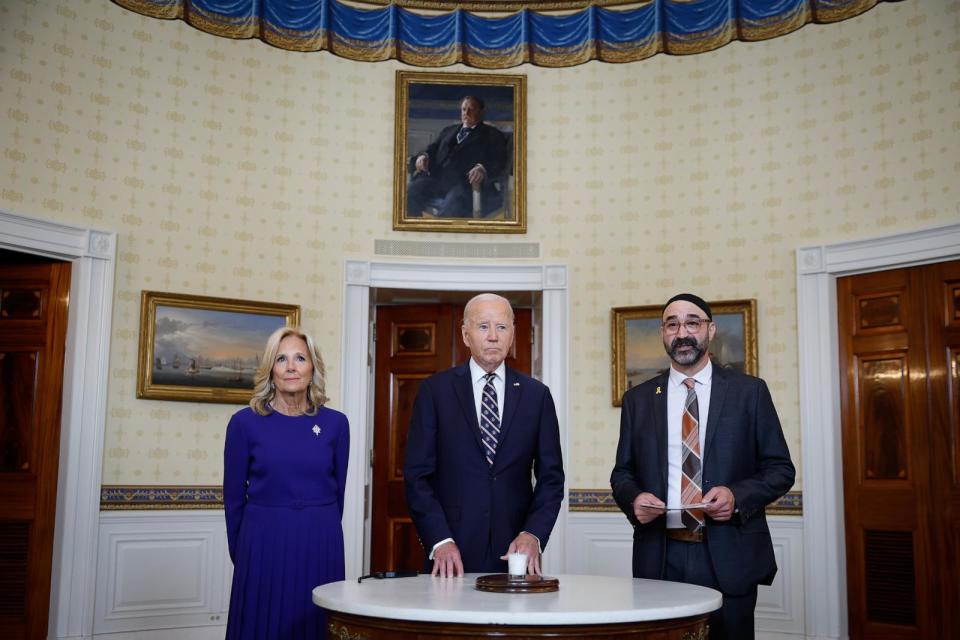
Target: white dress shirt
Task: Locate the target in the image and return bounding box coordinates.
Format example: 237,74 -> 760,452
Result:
469,358 -> 505,426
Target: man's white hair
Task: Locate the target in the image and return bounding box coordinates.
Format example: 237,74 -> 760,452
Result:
463,293 -> 514,325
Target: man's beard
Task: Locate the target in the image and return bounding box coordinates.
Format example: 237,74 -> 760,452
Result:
667,336 -> 708,366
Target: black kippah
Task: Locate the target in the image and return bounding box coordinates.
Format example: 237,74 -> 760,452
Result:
663,293 -> 712,319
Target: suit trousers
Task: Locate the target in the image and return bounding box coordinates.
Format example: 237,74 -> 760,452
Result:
663,537 -> 758,640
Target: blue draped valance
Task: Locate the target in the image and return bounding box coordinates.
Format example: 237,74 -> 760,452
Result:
113,0 -> 895,68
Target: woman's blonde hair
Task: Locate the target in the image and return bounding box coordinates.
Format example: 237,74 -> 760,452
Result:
249,326 -> 328,416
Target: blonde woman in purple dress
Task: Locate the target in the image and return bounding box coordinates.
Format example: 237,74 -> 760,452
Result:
224,327 -> 349,639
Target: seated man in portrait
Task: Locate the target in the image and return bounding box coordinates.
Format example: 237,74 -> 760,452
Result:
406,95 -> 509,218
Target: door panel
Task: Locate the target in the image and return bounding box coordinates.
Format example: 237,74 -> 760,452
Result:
0,261 -> 70,640
371,305 -> 454,574
370,303 -> 532,572
839,261 -> 959,638
923,261 -> 960,634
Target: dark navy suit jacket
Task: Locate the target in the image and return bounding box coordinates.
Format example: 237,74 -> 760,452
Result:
409,122 -> 508,190
404,362 -> 565,573
610,365 -> 795,595
406,122 -> 509,217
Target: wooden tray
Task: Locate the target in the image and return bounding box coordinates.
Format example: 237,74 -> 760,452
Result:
475,574 -> 559,593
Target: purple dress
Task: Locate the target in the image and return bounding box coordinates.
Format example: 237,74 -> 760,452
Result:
223,406 -> 349,639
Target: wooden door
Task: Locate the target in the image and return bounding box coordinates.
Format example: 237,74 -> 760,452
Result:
838,260 -> 959,638
370,303 -> 532,572
0,260 -> 71,640
923,260 -> 960,635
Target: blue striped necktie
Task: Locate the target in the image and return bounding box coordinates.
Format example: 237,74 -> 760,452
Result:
479,373 -> 500,466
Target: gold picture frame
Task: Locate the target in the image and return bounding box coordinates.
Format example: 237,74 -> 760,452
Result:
611,299 -> 758,406
393,70 -> 526,233
136,291 -> 300,404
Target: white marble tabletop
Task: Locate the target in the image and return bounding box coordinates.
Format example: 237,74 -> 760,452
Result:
313,574 -> 721,625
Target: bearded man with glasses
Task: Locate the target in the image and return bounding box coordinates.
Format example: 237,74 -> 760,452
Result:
610,293 -> 795,640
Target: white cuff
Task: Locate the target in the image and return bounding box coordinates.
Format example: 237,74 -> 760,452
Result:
429,538 -> 454,560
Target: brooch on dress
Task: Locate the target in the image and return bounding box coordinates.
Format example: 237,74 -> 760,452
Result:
312,424 -> 322,437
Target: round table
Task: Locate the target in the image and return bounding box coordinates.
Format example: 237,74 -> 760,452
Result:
313,573 -> 721,638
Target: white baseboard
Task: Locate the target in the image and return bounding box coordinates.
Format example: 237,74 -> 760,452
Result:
566,512 -> 805,637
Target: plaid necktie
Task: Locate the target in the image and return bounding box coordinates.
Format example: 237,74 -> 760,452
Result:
479,373 -> 500,466
681,378 -> 705,531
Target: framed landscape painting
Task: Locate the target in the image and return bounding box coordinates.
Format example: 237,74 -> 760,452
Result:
611,299 -> 758,406
136,291 -> 300,404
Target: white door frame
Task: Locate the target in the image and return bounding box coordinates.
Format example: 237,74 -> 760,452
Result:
0,209 -> 116,639
796,222 -> 960,639
340,260 -> 569,579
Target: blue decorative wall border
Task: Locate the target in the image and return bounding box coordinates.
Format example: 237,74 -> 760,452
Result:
101,485 -> 223,510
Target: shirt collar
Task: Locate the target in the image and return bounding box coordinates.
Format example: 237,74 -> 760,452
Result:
669,358 -> 713,387
469,358 -> 505,384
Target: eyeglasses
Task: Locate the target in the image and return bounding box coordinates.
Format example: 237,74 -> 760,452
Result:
662,318 -> 708,334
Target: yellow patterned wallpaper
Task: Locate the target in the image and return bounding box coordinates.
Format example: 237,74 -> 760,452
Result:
1,0 -> 957,490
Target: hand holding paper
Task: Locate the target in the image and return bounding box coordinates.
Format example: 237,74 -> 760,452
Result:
701,486 -> 735,521
632,492 -> 666,524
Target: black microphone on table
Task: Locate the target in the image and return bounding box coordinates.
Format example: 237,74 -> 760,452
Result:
357,570 -> 418,583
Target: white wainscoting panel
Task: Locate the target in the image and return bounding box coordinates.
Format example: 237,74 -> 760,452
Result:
95,511 -> 231,636
755,516 -> 805,636
566,512 -> 805,639
564,512 -> 634,577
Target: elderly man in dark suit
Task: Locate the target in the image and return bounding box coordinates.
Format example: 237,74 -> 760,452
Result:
404,293 -> 564,577
611,293 -> 795,640
406,95 -> 509,218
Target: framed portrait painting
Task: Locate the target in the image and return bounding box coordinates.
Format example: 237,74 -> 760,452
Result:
136,291 -> 300,404
611,299 -> 758,406
393,70 -> 526,233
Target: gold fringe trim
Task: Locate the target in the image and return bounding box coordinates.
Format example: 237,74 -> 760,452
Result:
113,0 -> 182,20
664,22 -> 734,56
740,4 -> 811,42
398,45 -> 462,67
529,42 -> 595,68
463,44 -> 530,69
186,6 -> 259,39
597,36 -> 661,63
263,25 -> 328,52
330,35 -> 396,62
815,0 -> 879,24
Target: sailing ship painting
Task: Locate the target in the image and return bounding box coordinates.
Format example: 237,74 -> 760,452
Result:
150,304 -> 283,390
